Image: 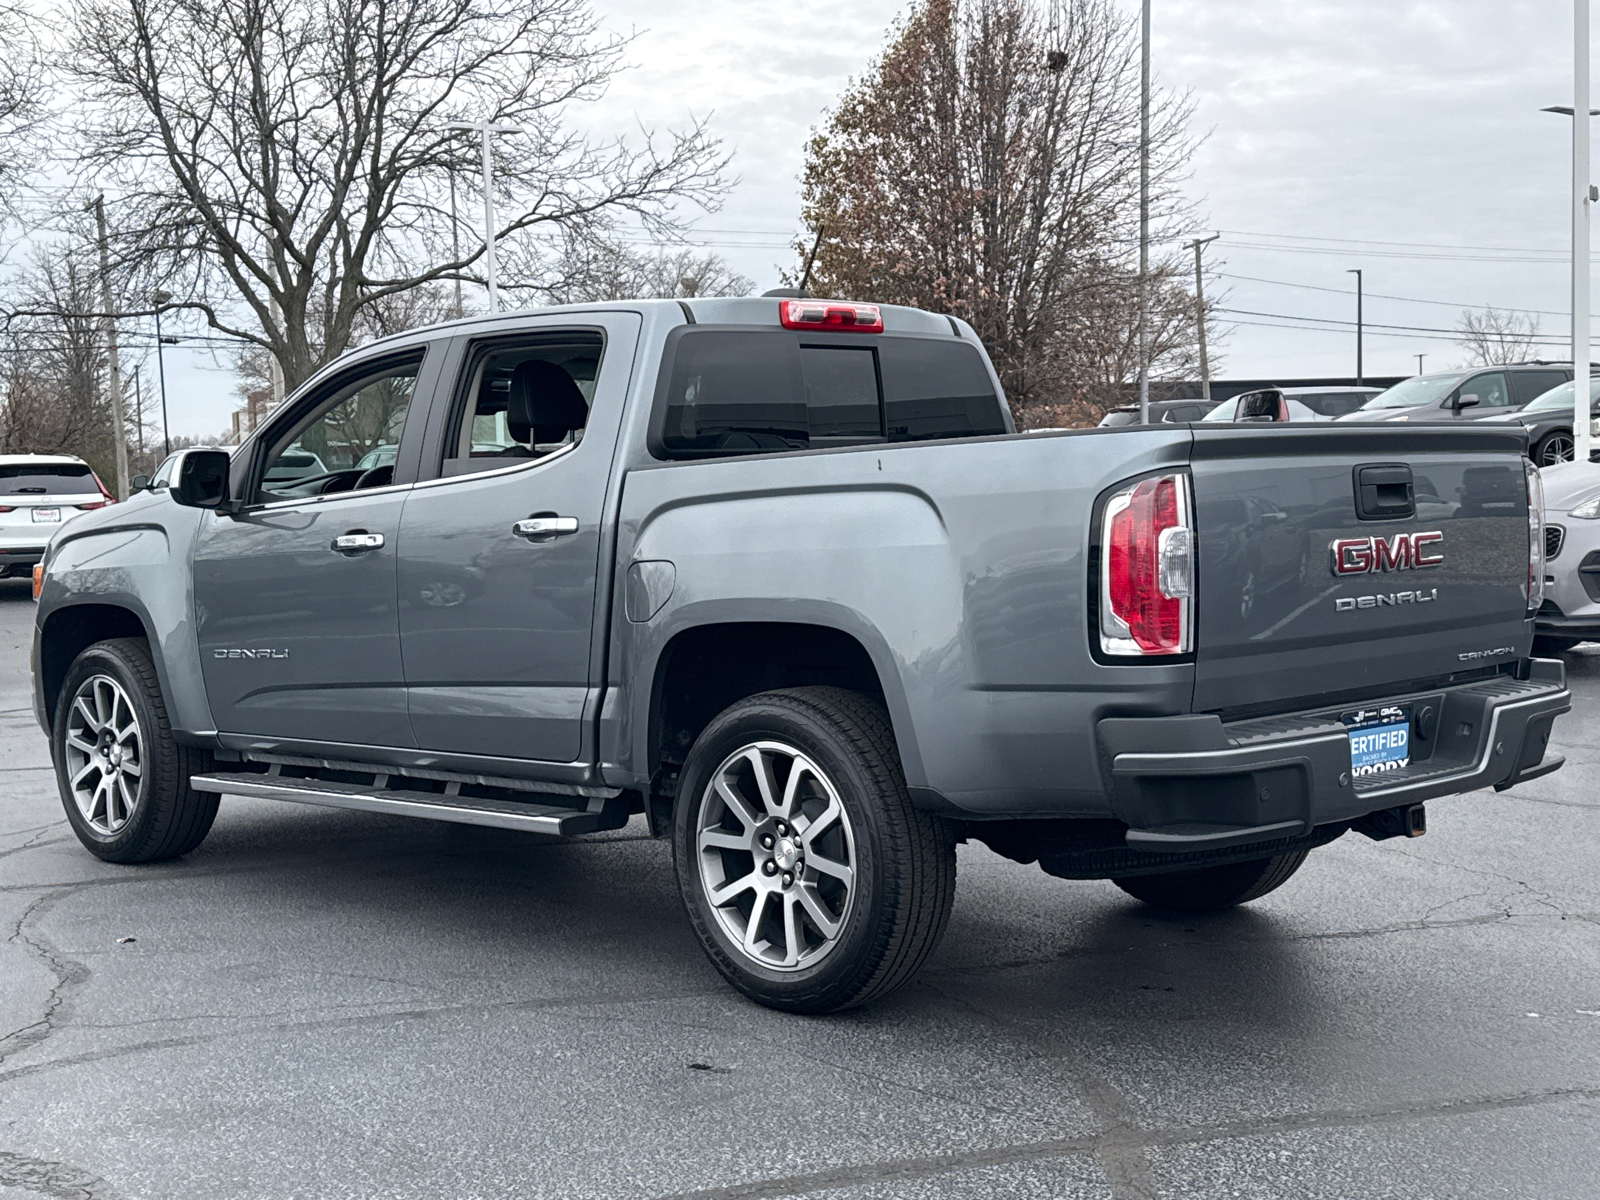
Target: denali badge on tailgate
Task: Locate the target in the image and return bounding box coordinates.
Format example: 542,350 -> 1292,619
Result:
1330,532 -> 1443,576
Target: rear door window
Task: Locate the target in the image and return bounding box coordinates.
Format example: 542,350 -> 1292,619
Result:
1513,370 -> 1569,405
656,330 -> 1007,458
0,464 -> 100,495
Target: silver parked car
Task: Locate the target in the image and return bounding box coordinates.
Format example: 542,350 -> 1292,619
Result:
1534,459 -> 1600,651
1202,385 -> 1380,424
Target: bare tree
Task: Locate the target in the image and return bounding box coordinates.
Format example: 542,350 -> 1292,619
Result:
0,242 -> 126,482
796,0 -> 1203,423
65,0 -> 730,391
0,1 -> 44,205
1456,307 -> 1543,367
530,238 -> 753,304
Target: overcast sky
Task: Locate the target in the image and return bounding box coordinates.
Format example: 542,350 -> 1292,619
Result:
153,0 -> 1592,436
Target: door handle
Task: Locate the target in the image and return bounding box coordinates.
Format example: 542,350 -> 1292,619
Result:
331,531 -> 385,554
512,515 -> 579,542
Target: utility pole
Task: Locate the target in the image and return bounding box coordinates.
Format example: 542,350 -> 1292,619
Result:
448,119 -> 526,312
89,194 -> 130,501
1189,234 -> 1219,401
1577,0 -> 1593,465
448,171 -> 464,318
1416,353 -> 1426,376
151,292 -> 174,457
1347,268 -> 1364,386
1137,0 -> 1151,424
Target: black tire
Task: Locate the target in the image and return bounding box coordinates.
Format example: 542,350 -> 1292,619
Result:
1534,430 -> 1576,467
672,687 -> 955,1014
1533,634 -> 1583,655
52,638 -> 219,864
1112,850 -> 1308,913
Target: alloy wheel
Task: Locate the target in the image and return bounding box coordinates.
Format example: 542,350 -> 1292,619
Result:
62,674 -> 145,836
1541,434 -> 1575,466
695,741 -> 857,972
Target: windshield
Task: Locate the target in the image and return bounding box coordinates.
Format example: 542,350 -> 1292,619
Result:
1098,411 -> 1139,427
1361,373 -> 1466,410
1291,391 -> 1371,417
1522,379 -> 1600,413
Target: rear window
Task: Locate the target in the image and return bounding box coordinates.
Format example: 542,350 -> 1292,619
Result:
1292,392 -> 1369,417
0,463 -> 100,495
656,330 -> 1007,457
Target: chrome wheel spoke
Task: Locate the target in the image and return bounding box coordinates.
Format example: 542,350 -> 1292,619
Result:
71,759 -> 102,789
797,885 -> 842,939
714,777 -> 762,831
74,695 -> 101,732
780,894 -> 803,967
64,732 -> 97,756
708,871 -> 758,907
743,890 -> 771,954
119,756 -> 142,780
807,852 -> 853,889
698,827 -> 747,854
744,748 -> 781,816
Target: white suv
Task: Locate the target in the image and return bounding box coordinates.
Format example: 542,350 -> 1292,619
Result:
0,455 -> 114,580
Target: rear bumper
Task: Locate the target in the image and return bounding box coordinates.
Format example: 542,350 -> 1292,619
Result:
1096,660 -> 1570,854
0,546 -> 44,578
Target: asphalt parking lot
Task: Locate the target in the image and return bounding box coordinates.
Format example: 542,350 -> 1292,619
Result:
1,577 -> 1598,1200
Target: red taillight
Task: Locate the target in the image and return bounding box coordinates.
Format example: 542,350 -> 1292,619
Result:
779,299 -> 883,333
76,502 -> 108,511
1526,459 -> 1545,614
94,475 -> 116,504
0,506 -> 13,513
32,563 -> 43,601
1100,473 -> 1193,656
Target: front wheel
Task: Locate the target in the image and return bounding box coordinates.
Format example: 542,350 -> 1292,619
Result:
52,638 -> 219,863
1112,850 -> 1309,913
673,688 -> 955,1014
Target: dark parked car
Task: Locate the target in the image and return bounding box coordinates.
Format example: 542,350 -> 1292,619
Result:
1480,378 -> 1600,466
1097,398 -> 1219,426
1337,364 -> 1575,424
1204,385 -> 1380,423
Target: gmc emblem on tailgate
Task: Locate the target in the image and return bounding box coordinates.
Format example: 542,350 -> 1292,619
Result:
1329,532 -> 1443,576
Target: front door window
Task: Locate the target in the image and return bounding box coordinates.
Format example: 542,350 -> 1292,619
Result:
259,358 -> 420,500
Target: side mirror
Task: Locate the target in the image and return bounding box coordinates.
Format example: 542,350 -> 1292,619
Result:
1456,393 -> 1480,410
173,450 -> 232,509
130,474 -> 150,492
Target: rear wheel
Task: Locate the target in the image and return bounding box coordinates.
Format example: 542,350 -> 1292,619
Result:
673,687 -> 955,1014
1535,430 -> 1576,467
52,638 -> 218,863
1112,850 -> 1308,913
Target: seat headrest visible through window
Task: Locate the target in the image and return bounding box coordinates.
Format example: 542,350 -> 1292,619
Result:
507,359 -> 588,446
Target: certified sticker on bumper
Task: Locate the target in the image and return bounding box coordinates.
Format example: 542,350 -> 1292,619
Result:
1344,706 -> 1411,776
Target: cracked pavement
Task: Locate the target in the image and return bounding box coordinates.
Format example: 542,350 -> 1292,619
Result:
1,577 -> 1598,1199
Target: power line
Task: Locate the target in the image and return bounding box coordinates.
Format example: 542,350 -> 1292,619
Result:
1217,272 -> 1576,319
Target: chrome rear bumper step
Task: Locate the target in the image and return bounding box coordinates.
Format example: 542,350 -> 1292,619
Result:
189,772 -> 629,836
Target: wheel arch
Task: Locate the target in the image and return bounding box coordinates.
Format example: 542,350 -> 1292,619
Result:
643,614 -> 925,809
38,602 -> 162,729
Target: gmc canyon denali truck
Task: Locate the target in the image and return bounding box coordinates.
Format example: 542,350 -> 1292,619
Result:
31,297 -> 1571,1013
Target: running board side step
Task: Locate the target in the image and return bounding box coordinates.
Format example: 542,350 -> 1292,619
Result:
188,773 -> 630,836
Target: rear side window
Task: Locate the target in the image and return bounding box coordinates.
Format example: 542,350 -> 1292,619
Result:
0,463 -> 99,495
1293,392 -> 1366,417
656,330 -> 1006,458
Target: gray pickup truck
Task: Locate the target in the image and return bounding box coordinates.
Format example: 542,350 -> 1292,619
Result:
31,297 -> 1571,1013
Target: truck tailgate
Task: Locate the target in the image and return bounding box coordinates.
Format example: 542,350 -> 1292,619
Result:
1189,426 -> 1534,714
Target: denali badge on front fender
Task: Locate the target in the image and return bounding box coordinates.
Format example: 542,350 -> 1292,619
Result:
212,648 -> 290,660
1330,532 -> 1444,575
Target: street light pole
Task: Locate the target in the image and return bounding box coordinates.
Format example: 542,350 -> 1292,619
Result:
1137,0 -> 1150,424
1416,353 -> 1426,376
88,194 -> 130,500
448,119 -> 525,313
1346,269 -> 1364,387
1189,234 -> 1219,402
